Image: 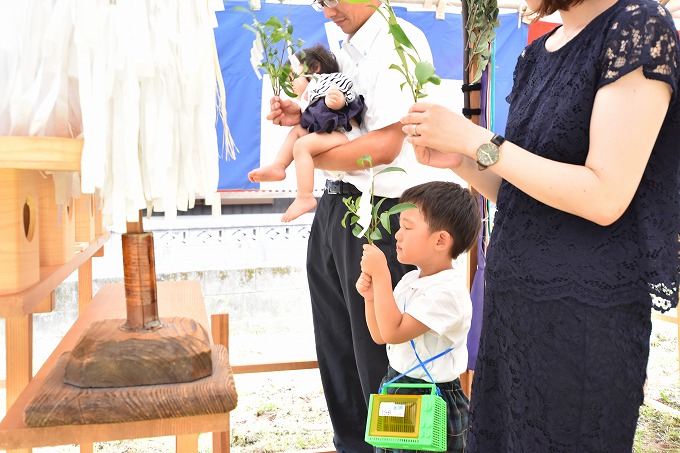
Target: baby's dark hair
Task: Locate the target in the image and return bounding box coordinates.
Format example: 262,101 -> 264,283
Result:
296,43 -> 339,75
400,181 -> 481,259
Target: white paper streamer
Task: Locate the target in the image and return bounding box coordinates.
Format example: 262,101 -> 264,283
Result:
0,0 -> 234,227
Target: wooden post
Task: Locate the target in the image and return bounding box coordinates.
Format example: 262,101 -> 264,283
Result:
211,314 -> 231,453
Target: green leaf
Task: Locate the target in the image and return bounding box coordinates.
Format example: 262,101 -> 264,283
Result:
357,155 -> 373,167
265,16 -> 283,28
389,24 -> 416,53
414,61 -> 436,86
369,229 -> 383,242
376,166 -> 407,175
352,224 -> 364,238
388,202 -> 417,215
242,24 -> 257,33
373,197 -> 387,215
341,211 -> 351,228
388,64 -> 407,78
281,83 -> 297,99
429,74 -> 442,85
380,212 -> 392,233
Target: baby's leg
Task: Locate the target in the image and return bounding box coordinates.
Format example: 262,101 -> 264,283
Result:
248,125 -> 309,183
281,131 -> 350,222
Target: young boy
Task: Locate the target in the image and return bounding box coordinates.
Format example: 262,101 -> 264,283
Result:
356,181 -> 481,453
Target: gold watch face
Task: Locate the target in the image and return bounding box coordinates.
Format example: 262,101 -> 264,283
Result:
477,143 -> 500,167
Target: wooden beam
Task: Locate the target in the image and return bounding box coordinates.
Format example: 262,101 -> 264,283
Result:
0,137 -> 83,172
231,360 -> 320,374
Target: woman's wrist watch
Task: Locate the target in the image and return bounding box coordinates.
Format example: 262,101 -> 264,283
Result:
476,134 -> 506,170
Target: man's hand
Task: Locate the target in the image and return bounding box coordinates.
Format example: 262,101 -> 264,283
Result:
324,86 -> 346,111
355,271 -> 374,301
266,96 -> 302,126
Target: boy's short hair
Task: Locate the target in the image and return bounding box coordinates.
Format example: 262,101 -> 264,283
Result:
400,181 -> 481,259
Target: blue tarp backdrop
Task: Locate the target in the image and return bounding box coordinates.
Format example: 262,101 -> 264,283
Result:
213,3 -> 528,191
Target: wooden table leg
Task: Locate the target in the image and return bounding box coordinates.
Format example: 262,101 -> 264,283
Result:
6,314 -> 32,453
211,314 -> 231,453
78,258 -> 93,313
176,433 -> 199,453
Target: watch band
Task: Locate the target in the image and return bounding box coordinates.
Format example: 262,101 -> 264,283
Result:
491,134 -> 505,147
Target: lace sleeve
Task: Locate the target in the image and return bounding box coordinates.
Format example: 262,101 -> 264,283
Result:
598,2 -> 678,98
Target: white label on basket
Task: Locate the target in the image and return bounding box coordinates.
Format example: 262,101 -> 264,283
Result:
379,402 -> 406,418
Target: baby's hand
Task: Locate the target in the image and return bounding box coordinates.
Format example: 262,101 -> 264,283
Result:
355,271 -> 373,300
325,86 -> 345,111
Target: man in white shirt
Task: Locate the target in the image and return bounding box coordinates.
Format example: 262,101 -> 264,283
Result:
268,1 -> 433,451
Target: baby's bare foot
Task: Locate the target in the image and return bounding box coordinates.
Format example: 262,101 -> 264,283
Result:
248,164 -> 286,182
281,196 -> 317,222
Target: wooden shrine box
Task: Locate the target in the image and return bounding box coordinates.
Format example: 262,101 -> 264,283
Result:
38,173 -> 75,266
74,194 -> 96,243
0,169 -> 41,295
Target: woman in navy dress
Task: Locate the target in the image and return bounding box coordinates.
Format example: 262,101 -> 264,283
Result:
399,0 -> 679,450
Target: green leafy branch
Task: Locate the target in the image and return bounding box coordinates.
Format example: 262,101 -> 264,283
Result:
341,156 -> 416,244
346,0 -> 440,101
466,0 -> 500,83
235,7 -> 305,98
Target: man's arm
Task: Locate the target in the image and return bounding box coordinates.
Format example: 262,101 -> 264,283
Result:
312,122 -> 406,172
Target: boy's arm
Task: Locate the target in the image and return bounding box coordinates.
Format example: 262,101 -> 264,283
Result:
361,245 -> 430,344
356,272 -> 385,344
371,269 -> 429,344
364,299 -> 385,345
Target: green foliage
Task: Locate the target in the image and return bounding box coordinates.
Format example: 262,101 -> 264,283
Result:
345,0 -> 440,101
466,0 -> 500,83
235,6 -> 305,97
340,155 -> 416,244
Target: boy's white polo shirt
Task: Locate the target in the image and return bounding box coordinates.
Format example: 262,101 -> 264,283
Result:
387,268 -> 472,383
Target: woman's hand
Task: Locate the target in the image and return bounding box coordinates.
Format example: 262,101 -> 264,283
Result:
266,96 -> 302,126
400,102 -> 490,159
413,145 -> 466,170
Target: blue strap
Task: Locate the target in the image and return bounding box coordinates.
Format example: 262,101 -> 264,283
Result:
410,339 -> 438,387
378,345 -> 453,396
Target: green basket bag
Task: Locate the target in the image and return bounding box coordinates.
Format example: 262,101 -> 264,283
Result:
365,382 -> 447,451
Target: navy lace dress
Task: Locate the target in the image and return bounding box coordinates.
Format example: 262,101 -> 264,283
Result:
468,0 -> 679,451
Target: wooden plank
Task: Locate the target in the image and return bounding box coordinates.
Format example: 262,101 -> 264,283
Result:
652,312 -> 678,325
5,316 -> 32,411
0,137 -> 83,172
24,346 -> 234,426
0,232 -> 109,317
231,360 -> 319,374
33,292 -> 56,314
0,280 -> 231,450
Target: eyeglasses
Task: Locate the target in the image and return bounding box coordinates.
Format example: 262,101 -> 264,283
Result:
311,0 -> 338,12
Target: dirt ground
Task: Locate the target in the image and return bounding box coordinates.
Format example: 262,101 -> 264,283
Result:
23,315 -> 680,453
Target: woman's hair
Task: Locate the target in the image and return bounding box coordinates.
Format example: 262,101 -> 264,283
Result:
400,181 -> 481,260
296,43 -> 339,74
531,0 -> 585,18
